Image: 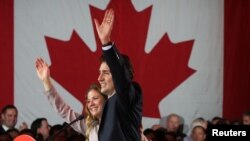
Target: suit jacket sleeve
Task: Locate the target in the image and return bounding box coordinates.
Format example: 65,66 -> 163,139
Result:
102,44 -> 135,105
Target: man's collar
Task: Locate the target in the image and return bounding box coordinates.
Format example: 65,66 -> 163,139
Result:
2,124 -> 10,131
108,90 -> 116,99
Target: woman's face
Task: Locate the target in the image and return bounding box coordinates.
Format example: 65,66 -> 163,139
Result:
191,126 -> 206,141
86,89 -> 105,118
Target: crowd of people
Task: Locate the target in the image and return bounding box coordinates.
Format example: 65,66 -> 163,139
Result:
0,104 -> 85,141
0,104 -> 249,141
143,112 -> 250,141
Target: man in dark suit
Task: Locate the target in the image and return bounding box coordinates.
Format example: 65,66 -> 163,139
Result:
94,9 -> 142,141
0,105 -> 18,134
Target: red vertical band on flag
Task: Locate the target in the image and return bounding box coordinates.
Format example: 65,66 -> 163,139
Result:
0,0 -> 14,110
224,0 -> 250,120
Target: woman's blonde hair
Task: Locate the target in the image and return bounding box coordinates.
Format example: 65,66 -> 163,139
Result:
85,84 -> 107,141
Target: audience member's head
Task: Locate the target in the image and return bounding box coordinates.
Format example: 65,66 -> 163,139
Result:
143,128 -> 156,141
211,116 -> 221,125
1,105 -> 18,129
165,131 -> 177,141
0,132 -> 12,141
154,127 -> 167,141
49,124 -> 67,141
243,111 -> 250,125
191,126 -> 206,141
31,118 -> 50,141
19,128 -> 35,138
6,128 -> 19,140
231,120 -> 242,125
166,113 -> 181,132
62,122 -> 78,139
191,117 -> 207,131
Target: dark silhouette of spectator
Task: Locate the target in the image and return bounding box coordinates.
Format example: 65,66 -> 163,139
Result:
19,128 -> 35,138
211,116 -> 221,125
154,127 -> 167,141
49,124 -> 67,141
243,111 -> 250,125
143,128 -> 156,141
31,118 -> 50,141
6,128 -> 19,140
68,133 -> 85,141
0,132 -> 12,141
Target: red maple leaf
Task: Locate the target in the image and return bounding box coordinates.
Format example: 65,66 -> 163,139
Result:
45,30 -> 101,104
45,0 -> 196,118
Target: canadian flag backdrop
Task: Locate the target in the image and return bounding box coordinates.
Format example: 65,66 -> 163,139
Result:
1,0 -> 249,130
